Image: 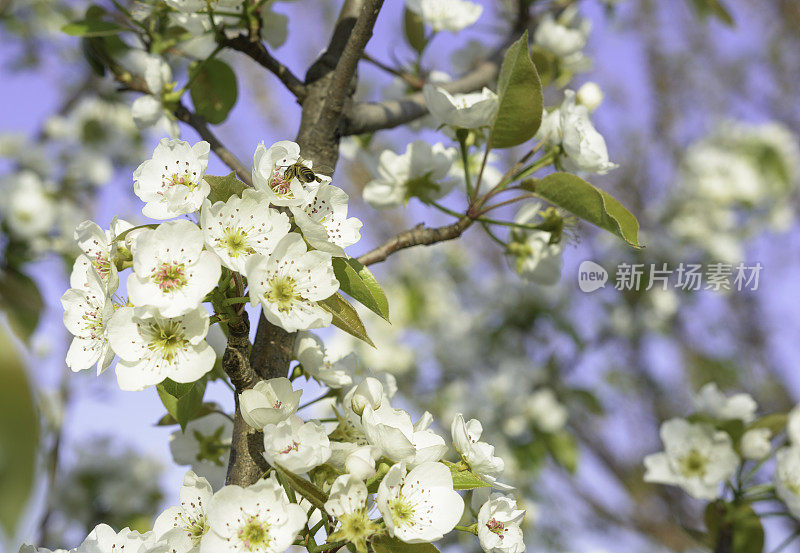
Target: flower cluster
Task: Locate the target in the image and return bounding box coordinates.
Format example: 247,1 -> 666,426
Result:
61,137 -> 362,390
668,120 -> 800,262
32,338 -> 527,553
645,381 -> 800,524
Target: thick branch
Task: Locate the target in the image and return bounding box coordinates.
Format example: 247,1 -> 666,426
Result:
221,35 -> 306,99
317,0 -> 384,133
221,315 -> 256,392
173,103 -> 252,185
357,216 -> 473,266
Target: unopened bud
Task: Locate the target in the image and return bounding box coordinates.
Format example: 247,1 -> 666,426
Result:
351,377 -> 383,416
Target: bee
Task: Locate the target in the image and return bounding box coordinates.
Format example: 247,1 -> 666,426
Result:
280,157 -> 331,184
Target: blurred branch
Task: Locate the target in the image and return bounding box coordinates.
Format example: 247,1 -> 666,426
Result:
221,315 -> 256,392
220,35 -> 306,100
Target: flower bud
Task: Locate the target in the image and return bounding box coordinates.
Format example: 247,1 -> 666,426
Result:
577,81 -> 603,112
741,428 -> 772,460
351,377 -> 383,416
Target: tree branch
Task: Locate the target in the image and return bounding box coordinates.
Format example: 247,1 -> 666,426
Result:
302,0 -> 384,156
173,103 -> 252,185
357,216 -> 473,266
220,35 -> 306,100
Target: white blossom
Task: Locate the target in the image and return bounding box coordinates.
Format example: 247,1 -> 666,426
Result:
131,55 -> 179,136
351,377 -> 384,416
576,81 -> 604,112
294,331 -> 355,389
170,414 -> 233,490
377,462 -> 464,543
75,524 -> 162,553
262,414 -> 331,474
533,8 -> 591,58
559,90 -> 618,175
290,182 -> 362,256
71,218 -> 135,293
477,494 -> 526,553
239,377 -> 303,430
201,188 -> 291,274
364,141 -> 456,208
525,388 -> 569,432
61,266 -> 115,375
775,445 -> 800,519
643,418 -> 739,500
201,474 -> 307,553
344,445 -> 379,480
107,306 -> 216,391
740,428 -> 771,461
693,383 -> 758,423
153,471 -> 213,553
325,474 -> 369,518
133,138 -> 211,219
362,402 -> 447,466
506,204 -> 564,286
246,233 -> 339,333
788,404 -> 800,444
252,140 -> 319,207
2,171 -> 56,240
128,219 -> 221,317
405,0 -> 482,32
451,414 -> 504,483
422,85 -> 498,129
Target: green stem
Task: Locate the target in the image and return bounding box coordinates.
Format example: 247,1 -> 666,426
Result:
470,141 -> 491,206
456,129 -> 473,199
299,392 -> 334,411
454,524 -> 478,535
770,529 -> 800,553
480,221 -> 507,247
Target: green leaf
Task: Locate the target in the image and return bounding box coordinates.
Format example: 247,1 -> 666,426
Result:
0,327 -> 39,536
275,466 -> 329,512
62,19 -> 126,37
747,413 -> 787,434
688,0 -> 735,26
205,172 -> 248,204
489,30 -> 543,149
189,59 -> 238,125
403,8 -> 427,55
566,388 -> 604,415
704,502 -> 764,553
544,430 -> 579,473
156,378 -> 207,432
0,268 -> 43,343
530,46 -> 555,88
525,172 -> 642,248
332,258 -> 390,322
372,536 -> 440,553
319,293 -> 375,347
448,466 -> 491,490
156,402 -> 221,426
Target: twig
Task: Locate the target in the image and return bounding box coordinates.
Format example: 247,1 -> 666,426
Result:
173,103 -> 252,185
357,216 -> 473,266
361,52 -> 424,89
220,35 -> 307,99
